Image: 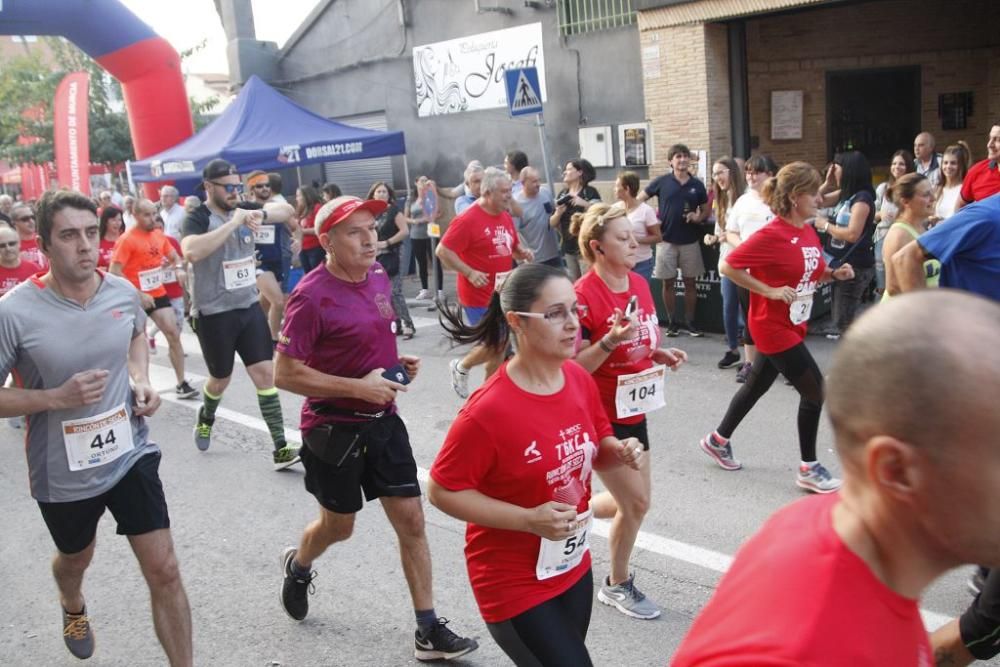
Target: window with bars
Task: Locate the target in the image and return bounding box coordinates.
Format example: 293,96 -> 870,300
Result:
558,0 -> 636,36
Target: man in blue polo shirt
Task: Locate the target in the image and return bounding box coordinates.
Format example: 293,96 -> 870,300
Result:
891,192 -> 1000,300
639,143 -> 709,336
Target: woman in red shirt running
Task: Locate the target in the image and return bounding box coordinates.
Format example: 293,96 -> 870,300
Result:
698,162 -> 856,493
430,263 -> 643,666
295,185 -> 325,273
571,202 -> 687,620
97,206 -> 124,269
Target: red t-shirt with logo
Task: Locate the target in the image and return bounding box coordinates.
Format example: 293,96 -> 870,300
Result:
301,203 -> 322,251
162,236 -> 184,299
440,202 -> 519,307
431,361 -> 613,623
672,493 -> 933,666
724,218 -> 826,355
19,237 -> 48,270
97,239 -> 116,269
575,270 -> 661,425
0,260 -> 41,297
960,159 -> 1000,204
277,263 -> 399,430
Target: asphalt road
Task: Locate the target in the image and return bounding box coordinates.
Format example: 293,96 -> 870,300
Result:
2,278 -> 994,666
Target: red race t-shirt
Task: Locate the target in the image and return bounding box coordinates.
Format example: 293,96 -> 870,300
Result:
440,202 -> 519,307
0,260 -> 41,297
960,159 -> 1000,204
672,493 -> 933,666
277,263 -> 399,430
431,361 -> 613,624
97,239 -> 116,269
301,203 -> 322,251
19,237 -> 48,270
575,270 -> 661,425
162,236 -> 184,299
725,218 -> 826,355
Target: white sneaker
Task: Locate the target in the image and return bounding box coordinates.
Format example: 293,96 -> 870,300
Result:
449,359 -> 469,399
796,461 -> 842,494
415,289 -> 432,300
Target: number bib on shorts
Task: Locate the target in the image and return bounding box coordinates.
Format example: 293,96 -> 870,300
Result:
254,225 -> 276,245
536,509 -> 592,581
62,404 -> 135,471
614,365 -> 666,419
137,267 -> 163,292
494,270 -> 511,292
161,267 -> 177,284
790,290 -> 815,325
223,256 -> 256,290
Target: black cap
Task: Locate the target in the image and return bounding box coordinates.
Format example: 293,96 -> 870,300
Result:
196,159 -> 239,190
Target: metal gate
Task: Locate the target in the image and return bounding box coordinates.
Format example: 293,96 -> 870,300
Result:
322,111 -> 393,198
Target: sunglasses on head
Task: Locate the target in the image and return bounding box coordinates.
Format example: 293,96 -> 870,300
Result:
210,181 -> 244,194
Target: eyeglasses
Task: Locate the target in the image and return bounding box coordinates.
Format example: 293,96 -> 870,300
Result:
711,169 -> 730,177
512,304 -> 581,326
210,181 -> 244,194
0,241 -> 18,249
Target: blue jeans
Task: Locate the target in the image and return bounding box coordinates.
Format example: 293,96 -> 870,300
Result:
633,257 -> 654,282
720,275 -> 742,351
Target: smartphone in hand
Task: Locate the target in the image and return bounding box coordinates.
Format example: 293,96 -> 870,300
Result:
624,295 -> 639,320
382,365 -> 411,386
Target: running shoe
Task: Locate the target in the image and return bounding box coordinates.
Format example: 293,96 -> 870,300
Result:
664,321 -> 679,337
597,573 -> 661,620
62,606 -> 95,660
194,408 -> 213,452
175,380 -> 199,400
717,350 -> 741,369
449,359 -> 469,399
273,446 -> 301,471
684,321 -> 704,337
147,336 -> 157,355
699,432 -> 742,471
735,362 -> 752,383
796,461 -> 842,494
415,289 -> 432,301
968,566 -> 989,596
280,547 -> 316,621
402,322 -> 416,340
414,618 -> 478,661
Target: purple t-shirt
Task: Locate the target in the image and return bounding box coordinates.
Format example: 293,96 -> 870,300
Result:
277,263 -> 399,430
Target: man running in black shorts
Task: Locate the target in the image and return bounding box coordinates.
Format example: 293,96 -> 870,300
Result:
0,189 -> 192,664
181,159 -> 300,469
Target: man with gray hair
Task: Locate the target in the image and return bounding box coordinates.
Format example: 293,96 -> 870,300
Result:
913,131 -> 942,187
158,185 -> 185,241
437,167 -> 533,398
454,161 -> 484,216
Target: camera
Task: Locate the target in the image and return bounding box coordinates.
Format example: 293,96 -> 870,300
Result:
556,193 -> 574,207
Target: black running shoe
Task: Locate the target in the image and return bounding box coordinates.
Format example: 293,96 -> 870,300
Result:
280,547 -> 316,621
414,618 -> 478,661
684,321 -> 704,337
717,350 -> 741,369
664,321 -> 679,337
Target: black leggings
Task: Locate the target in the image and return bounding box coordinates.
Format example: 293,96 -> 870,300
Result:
486,569 -> 593,667
716,342 -> 823,462
961,568 -> 1000,660
736,286 -> 754,346
411,238 -> 432,290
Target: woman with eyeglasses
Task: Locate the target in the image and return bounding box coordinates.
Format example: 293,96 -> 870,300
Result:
705,157 -> 747,373
571,202 -> 687,621
97,206 -> 125,269
431,262 -> 643,666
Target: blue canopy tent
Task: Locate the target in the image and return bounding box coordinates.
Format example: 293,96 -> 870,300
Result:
128,75 -> 409,191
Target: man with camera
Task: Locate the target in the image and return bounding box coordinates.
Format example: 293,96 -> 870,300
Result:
274,195 -> 477,662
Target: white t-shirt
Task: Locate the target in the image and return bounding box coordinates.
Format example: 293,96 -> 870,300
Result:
627,202 -> 659,262
726,190 -> 774,242
160,203 -> 186,241
935,184 -> 962,223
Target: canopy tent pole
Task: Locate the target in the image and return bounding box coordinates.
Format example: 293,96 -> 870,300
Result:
402,154 -> 412,210
125,160 -> 135,195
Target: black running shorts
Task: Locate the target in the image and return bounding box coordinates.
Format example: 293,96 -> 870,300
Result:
192,305 -> 273,379
300,414 -> 420,514
144,294 -> 173,316
37,452 -> 170,555
612,418 -> 650,451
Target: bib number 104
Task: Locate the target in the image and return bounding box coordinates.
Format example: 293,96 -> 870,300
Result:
627,384 -> 657,403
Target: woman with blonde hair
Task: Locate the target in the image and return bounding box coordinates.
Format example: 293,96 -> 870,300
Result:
882,173 -> 939,298
699,162 -> 856,493
571,202 -> 688,620
931,142 -> 970,225
705,157 -> 747,371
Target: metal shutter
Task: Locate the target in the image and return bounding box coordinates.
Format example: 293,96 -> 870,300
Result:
322,111 -> 394,198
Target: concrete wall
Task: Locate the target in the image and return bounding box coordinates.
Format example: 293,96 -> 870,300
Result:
272,0 -> 646,196
745,0 -> 1000,167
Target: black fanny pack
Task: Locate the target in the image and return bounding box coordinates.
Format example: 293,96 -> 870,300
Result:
302,406 -> 390,467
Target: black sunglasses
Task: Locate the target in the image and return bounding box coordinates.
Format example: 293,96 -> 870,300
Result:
0,241 -> 18,249
210,181 -> 244,194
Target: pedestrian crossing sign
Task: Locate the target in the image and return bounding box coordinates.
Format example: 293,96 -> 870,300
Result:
504,67 -> 543,117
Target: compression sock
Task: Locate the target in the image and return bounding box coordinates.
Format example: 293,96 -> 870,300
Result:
201,388 -> 222,422
415,608 -> 438,634
257,387 -> 286,450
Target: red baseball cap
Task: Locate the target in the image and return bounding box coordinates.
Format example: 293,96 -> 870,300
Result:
315,196 -> 388,235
